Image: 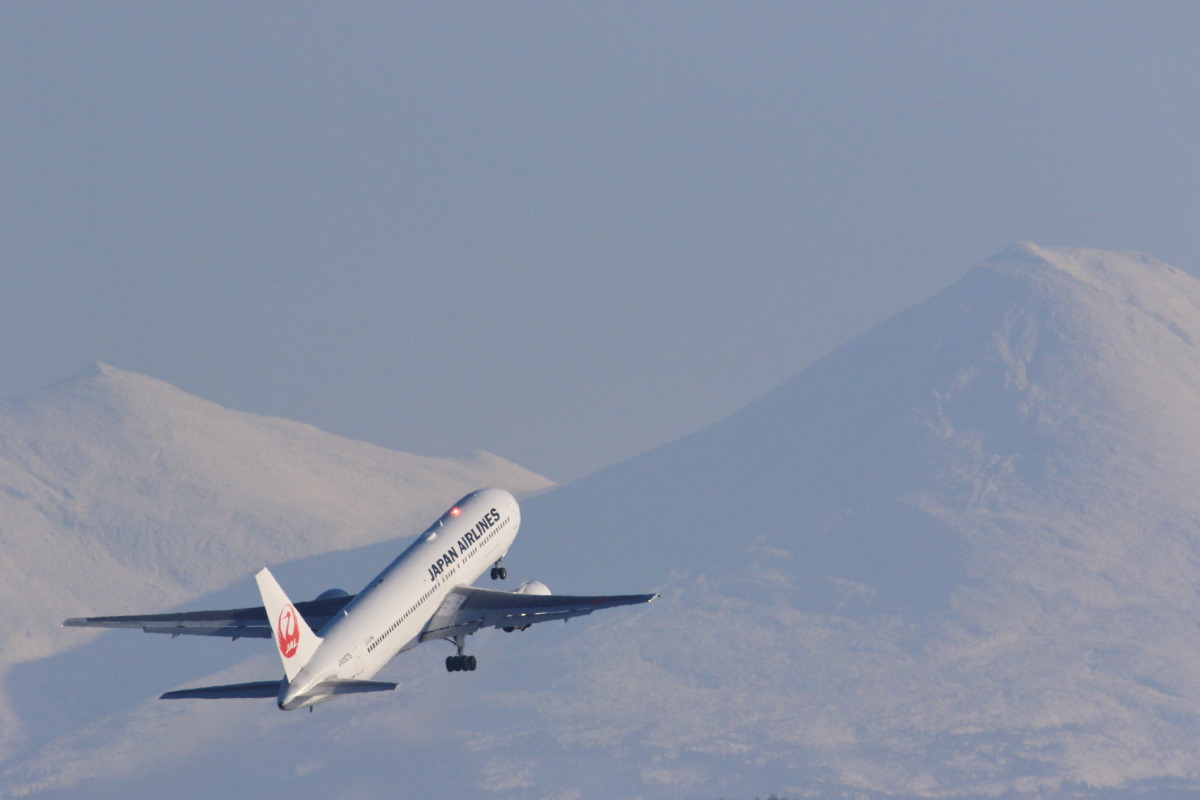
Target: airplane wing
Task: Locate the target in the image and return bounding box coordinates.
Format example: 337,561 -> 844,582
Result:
62,593 -> 356,640
420,585 -> 658,643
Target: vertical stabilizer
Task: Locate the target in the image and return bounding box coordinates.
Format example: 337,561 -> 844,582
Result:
255,567 -> 322,681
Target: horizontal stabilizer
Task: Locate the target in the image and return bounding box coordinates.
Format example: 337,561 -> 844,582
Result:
301,679 -> 398,698
161,681 -> 281,700
159,679 -> 398,701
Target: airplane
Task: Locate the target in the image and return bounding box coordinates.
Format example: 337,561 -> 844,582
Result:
63,488 -> 657,710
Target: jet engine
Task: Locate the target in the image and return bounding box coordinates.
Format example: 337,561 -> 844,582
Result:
314,588 -> 350,601
504,580 -> 550,631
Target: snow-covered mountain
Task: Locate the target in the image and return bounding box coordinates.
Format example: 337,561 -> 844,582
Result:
0,364 -> 551,757
513,243 -> 1200,796
6,244 -> 1200,799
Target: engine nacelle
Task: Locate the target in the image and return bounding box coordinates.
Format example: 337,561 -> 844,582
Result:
515,580 -> 551,596
314,588 -> 350,601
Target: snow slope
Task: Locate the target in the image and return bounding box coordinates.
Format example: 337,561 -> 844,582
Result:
0,364 -> 550,756
512,243 -> 1200,796
6,244 -> 1200,798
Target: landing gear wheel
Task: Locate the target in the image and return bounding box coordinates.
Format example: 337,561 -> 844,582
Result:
490,567 -> 498,580
446,654 -> 478,672
497,567 -> 507,580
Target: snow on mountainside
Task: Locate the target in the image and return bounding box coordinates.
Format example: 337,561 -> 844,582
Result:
510,243 -> 1200,796
0,364 -> 550,754
6,245 -> 1200,799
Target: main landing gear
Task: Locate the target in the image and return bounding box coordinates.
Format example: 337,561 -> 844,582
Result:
446,654 -> 476,672
446,635 -> 477,672
489,562 -> 507,580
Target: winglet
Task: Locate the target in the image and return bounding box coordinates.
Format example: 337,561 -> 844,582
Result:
255,567 -> 322,681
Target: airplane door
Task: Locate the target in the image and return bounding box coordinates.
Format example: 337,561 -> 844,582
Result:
350,647 -> 364,677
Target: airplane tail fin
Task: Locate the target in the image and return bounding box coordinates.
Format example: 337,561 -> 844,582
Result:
255,567 -> 322,681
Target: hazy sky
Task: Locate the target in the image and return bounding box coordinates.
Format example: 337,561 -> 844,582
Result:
4,3 -> 1198,482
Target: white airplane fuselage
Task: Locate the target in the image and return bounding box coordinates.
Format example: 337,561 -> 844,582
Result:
64,486 -> 657,707
280,487 -> 519,709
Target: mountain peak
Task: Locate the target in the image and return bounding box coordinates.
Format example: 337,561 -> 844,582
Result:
10,247 -> 1200,798
34,360 -> 194,414
61,359 -> 139,384
978,242 -> 1196,319
0,366 -> 552,668
985,240 -> 1163,273
515,245 -> 1200,795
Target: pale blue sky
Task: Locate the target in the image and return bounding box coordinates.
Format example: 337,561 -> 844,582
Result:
4,3 -> 1198,481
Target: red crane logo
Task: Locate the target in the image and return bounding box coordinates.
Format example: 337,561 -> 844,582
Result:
277,604 -> 300,659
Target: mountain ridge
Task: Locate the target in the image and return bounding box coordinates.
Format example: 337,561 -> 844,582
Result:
524,244 -> 1200,593
0,362 -> 552,759
506,244 -> 1200,795
5,244 -> 1200,798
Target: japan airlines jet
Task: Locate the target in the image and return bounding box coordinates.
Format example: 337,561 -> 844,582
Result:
64,488 -> 656,710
